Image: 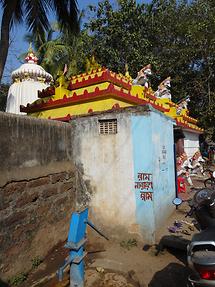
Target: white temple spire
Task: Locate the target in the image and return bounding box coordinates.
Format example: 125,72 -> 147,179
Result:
6,45 -> 53,114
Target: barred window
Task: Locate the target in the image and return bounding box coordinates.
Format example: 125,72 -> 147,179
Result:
99,119 -> 117,134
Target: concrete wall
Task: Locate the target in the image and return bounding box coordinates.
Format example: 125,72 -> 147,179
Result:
151,112 -> 175,237
71,106 -> 176,243
183,130 -> 200,157
0,112 -> 75,186
0,112 -> 88,280
71,111 -> 137,239
131,109 -> 175,242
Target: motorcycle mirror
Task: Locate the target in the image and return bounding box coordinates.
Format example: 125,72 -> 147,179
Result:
172,197 -> 183,206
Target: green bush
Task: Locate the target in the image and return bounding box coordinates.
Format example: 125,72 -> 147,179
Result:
9,272 -> 28,286
31,256 -> 42,269
120,238 -> 137,250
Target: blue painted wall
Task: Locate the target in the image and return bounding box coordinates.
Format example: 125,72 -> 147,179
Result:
151,111 -> 175,234
131,107 -> 175,242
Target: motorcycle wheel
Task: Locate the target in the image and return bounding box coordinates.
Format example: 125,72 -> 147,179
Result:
187,281 -> 195,287
204,178 -> 215,188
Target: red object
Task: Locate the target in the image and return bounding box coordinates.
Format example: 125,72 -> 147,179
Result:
177,177 -> 186,193
68,69 -> 131,91
20,82 -> 169,114
198,269 -> 215,280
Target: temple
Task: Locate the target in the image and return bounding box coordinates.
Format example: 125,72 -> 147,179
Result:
20,66 -> 201,129
6,45 -> 52,114
20,62 -> 203,155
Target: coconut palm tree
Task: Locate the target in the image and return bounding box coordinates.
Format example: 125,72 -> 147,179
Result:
21,13 -> 88,79
23,28 -> 90,79
0,0 -> 79,83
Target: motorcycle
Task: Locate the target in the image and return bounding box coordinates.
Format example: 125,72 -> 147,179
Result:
203,169 -> 215,189
173,188 -> 215,286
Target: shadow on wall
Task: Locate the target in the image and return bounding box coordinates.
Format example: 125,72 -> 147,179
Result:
148,263 -> 191,287
0,278 -> 9,286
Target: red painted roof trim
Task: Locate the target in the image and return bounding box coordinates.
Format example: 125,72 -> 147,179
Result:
145,91 -> 157,101
176,119 -> 203,133
168,102 -> 177,107
70,67 -> 106,80
38,87 -> 55,98
182,115 -> 198,124
21,83 -> 169,114
68,69 -> 131,91
51,114 -> 72,122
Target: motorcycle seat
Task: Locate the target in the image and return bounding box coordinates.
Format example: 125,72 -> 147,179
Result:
192,228 -> 215,242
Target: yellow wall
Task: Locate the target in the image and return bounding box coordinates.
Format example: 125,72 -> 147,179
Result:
30,98 -> 132,119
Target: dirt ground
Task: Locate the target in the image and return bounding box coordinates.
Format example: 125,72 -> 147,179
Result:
10,176 -> 207,287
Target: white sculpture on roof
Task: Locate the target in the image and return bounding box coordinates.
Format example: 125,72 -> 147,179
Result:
176,97 -> 190,116
155,76 -> 171,100
6,45 -> 53,114
132,64 -> 152,88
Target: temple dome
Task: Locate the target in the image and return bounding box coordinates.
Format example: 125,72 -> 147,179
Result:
6,46 -> 53,114
11,63 -> 52,83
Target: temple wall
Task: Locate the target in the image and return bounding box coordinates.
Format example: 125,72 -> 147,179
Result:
183,130 -> 200,157
0,113 -> 87,280
71,110 -> 137,240
71,106 -> 176,243
131,109 -> 175,242
150,112 -> 176,236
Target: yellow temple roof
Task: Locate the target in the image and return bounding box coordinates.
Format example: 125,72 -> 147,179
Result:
20,66 -> 203,133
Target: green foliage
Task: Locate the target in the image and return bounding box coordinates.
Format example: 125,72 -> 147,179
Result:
8,256 -> 42,286
16,0 -> 215,140
86,0 -> 156,77
9,272 -> 28,286
24,17 -> 90,79
31,256 -> 42,269
85,0 -> 215,141
120,238 -> 137,250
0,0 -> 79,83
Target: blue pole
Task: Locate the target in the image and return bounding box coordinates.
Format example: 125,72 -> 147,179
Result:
57,207 -> 108,286
173,143 -> 178,198
67,208 -> 88,287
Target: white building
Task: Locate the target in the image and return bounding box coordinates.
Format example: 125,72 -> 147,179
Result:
183,129 -> 201,157
6,47 -> 52,114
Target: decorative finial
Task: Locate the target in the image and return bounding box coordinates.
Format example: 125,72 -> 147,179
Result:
29,42 -> 33,52
85,55 -> 101,73
25,43 -> 38,64
124,63 -> 132,81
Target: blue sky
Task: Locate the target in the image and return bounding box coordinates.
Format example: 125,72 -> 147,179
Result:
1,0 -> 150,83
3,0 -> 99,82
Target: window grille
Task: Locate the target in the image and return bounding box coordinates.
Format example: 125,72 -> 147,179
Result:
99,119 -> 117,134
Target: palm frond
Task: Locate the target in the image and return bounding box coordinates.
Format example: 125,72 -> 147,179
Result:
51,22 -> 60,32
52,0 -> 79,33
18,51 -> 28,63
23,33 -> 34,43
24,0 -> 51,32
13,0 -> 24,24
1,0 -> 24,27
